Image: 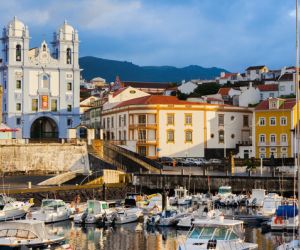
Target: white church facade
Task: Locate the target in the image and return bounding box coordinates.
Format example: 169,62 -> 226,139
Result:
0,17 -> 80,139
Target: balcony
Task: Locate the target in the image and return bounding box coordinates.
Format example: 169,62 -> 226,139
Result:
129,123 -> 157,130
237,140 -> 252,146
136,138 -> 158,145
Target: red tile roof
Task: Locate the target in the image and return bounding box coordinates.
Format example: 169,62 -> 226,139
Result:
255,98 -> 296,110
217,87 -> 231,95
257,84 -> 278,92
220,73 -> 237,79
114,95 -> 206,108
112,87 -> 127,97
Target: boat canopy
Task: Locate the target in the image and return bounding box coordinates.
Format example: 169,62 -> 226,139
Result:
275,205 -> 298,218
0,220 -> 49,240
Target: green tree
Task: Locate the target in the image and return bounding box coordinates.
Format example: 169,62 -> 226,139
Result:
190,82 -> 221,97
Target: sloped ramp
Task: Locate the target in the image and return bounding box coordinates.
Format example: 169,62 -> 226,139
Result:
38,170 -> 84,186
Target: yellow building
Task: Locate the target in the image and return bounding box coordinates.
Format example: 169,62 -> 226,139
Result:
254,98 -> 298,158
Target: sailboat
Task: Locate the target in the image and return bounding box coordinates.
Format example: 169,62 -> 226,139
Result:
277,0 -> 300,248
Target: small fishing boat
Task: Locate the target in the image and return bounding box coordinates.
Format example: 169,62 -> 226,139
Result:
271,204 -> 298,231
246,189 -> 266,207
178,216 -> 258,250
74,200 -> 114,224
28,199 -> 71,223
257,193 -> 283,217
112,207 -> 143,225
0,199 -> 32,222
0,220 -> 65,248
145,208 -> 186,227
169,187 -> 192,206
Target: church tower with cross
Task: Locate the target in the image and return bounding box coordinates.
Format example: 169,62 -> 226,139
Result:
0,17 -> 80,139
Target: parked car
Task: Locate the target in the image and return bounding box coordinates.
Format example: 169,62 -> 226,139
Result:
209,158 -> 222,164
159,157 -> 174,166
186,158 -> 203,166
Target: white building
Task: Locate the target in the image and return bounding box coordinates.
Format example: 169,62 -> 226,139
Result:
277,72 -> 295,97
257,84 -> 279,100
245,65 -> 269,81
232,83 -> 260,107
0,17 -> 80,139
178,80 -> 197,95
101,93 -> 252,159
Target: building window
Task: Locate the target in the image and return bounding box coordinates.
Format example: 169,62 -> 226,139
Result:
67,118 -> 72,126
66,48 -> 72,64
123,114 -> 126,126
218,114 -> 224,126
281,134 -> 287,143
167,113 -> 174,125
103,119 -> 106,129
32,99 -> 38,111
260,93 -> 263,100
67,104 -> 72,112
167,129 -> 175,143
270,134 -> 276,143
42,75 -> 49,89
123,131 -> 126,140
279,86 -> 285,91
16,44 -> 21,61
51,99 -> 57,112
67,82 -> 72,91
231,134 -> 235,139
16,117 -> 21,125
119,131 -> 121,140
281,147 -> 287,152
259,117 -> 265,126
218,130 -> 224,143
138,146 -> 147,156
16,80 -> 21,89
185,130 -> 193,143
107,117 -> 110,128
270,117 -> 276,126
231,116 -> 235,121
259,153 -> 266,159
211,133 -> 214,138
119,115 -> 122,127
111,117 -> 114,128
280,117 -> 287,126
270,93 -> 275,98
243,115 -> 249,127
270,147 -> 277,152
16,103 -> 21,111
259,147 -> 266,152
259,134 -> 265,143
138,130 -> 146,141
185,114 -> 192,125
138,115 -> 146,125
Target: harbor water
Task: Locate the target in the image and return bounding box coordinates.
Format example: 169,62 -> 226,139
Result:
46,206 -> 297,250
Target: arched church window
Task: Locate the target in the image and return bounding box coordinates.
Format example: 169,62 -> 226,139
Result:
42,75 -> 49,89
16,44 -> 21,61
43,44 -> 46,52
66,48 -> 72,64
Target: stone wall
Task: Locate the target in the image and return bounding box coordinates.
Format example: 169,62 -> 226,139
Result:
0,141 -> 89,173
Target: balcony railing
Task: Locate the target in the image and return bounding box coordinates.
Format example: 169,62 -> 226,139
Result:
129,123 -> 157,129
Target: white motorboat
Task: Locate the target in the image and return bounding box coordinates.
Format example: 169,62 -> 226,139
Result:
112,207 -> 143,224
178,216 -> 258,250
169,187 -> 192,206
0,200 -> 32,221
177,208 -> 222,228
28,199 -> 71,223
0,220 -> 65,248
74,200 -> 114,224
271,204 -> 298,231
246,189 -> 266,207
257,193 -> 283,217
213,186 -> 233,205
145,208 -> 185,227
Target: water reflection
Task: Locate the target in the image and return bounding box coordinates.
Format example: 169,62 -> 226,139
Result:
45,220 -> 286,250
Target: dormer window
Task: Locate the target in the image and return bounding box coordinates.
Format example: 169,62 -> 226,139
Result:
16,44 -> 21,61
269,100 -> 277,109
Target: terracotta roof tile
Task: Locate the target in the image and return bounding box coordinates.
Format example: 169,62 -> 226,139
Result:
114,95 -> 209,108
257,84 -> 278,92
217,87 -> 231,95
255,98 -> 296,110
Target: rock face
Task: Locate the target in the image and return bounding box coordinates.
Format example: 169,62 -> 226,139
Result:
0,142 -> 89,174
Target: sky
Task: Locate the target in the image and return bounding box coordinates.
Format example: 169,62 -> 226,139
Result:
0,0 -> 298,72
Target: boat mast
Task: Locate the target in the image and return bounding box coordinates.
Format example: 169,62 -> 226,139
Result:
296,0 -> 300,243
